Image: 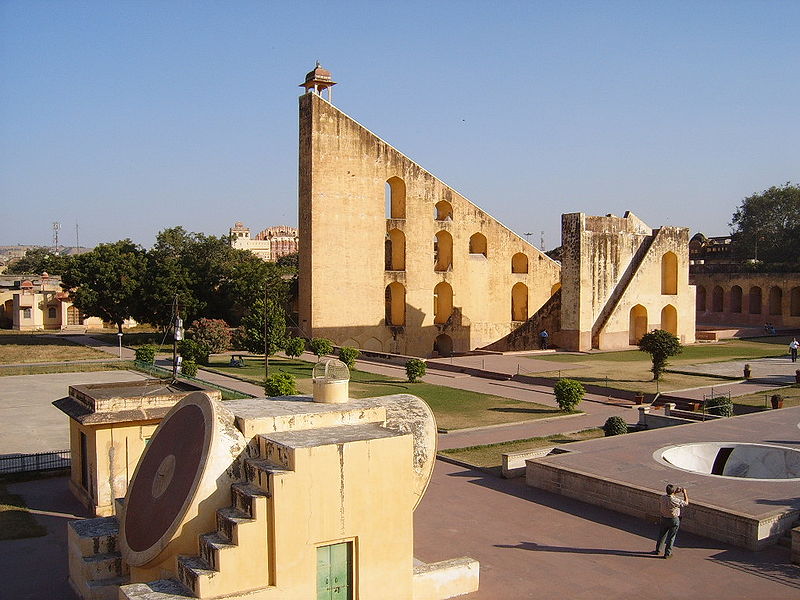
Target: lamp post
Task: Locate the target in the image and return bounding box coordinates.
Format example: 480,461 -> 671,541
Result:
264,285 -> 269,381
117,332 -> 123,359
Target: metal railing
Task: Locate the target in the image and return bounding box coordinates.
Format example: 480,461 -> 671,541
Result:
0,450 -> 70,474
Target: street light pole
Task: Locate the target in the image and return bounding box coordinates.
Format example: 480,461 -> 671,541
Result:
117,332 -> 122,359
264,285 -> 269,381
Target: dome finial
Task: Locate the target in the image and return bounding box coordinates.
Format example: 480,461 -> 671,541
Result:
299,63 -> 337,103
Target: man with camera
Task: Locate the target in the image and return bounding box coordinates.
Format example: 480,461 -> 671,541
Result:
655,484 -> 689,558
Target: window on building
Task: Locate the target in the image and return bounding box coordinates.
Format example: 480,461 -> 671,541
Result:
469,233 -> 487,257
511,253 -> 528,274
385,177 -> 406,219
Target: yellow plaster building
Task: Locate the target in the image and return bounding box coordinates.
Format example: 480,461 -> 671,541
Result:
297,65 -> 561,357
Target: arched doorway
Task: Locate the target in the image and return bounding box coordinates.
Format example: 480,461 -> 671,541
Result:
511,282 -> 528,321
629,304 -> 648,345
434,282 -> 453,324
384,283 -> 406,326
661,252 -> 678,294
434,334 -> 453,357
385,177 -> 406,219
434,231 -> 453,272
661,304 -> 677,335
730,286 -> 743,313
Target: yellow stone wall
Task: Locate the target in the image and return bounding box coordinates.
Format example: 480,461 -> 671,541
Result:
69,419 -> 158,517
298,92 -> 560,356
560,212 -> 696,350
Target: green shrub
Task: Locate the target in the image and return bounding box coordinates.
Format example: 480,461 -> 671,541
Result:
284,336 -> 306,359
405,358 -> 427,383
338,346 -> 360,369
553,378 -> 585,412
603,416 -> 628,437
134,344 -> 157,364
638,329 -> 682,380
182,360 -> 198,377
264,372 -> 297,397
178,339 -> 210,365
705,396 -> 733,417
188,318 -> 231,353
309,338 -> 333,358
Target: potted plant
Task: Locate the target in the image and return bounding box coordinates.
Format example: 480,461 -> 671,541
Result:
743,364 -> 751,379
770,394 -> 784,409
795,370 -> 800,384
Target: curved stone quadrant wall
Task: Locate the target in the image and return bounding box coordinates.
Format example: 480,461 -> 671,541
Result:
298,92 -> 560,357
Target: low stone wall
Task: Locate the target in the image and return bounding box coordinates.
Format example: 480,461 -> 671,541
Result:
792,527 -> 800,565
526,459 -> 794,551
501,447 -> 557,478
413,557 -> 480,600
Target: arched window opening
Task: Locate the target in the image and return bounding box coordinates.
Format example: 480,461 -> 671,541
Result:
469,232 -> 487,257
629,304 -> 648,345
511,283 -> 528,321
730,286 -> 743,313
711,286 -> 724,313
386,229 -> 405,271
661,252 -> 678,295
696,286 -> 707,312
749,286 -> 762,315
434,231 -> 453,272
385,282 -> 406,326
791,287 -> 800,316
661,304 -> 677,335
769,286 -> 782,316
434,200 -> 453,221
511,253 -> 528,274
48,306 -> 57,319
434,282 -> 453,324
434,334 -> 453,358
385,177 -> 406,219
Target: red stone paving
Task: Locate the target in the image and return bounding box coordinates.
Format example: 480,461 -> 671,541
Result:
414,460 -> 800,600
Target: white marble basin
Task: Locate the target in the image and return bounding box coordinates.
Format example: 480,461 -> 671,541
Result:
656,442 -> 800,480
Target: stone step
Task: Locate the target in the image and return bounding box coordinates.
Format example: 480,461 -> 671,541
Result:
84,575 -> 130,600
69,516 -> 120,556
176,555 -> 215,597
216,506 -> 252,544
81,551 -> 129,580
232,481 -> 270,519
119,578 -> 194,600
244,457 -> 292,492
199,532 -> 235,571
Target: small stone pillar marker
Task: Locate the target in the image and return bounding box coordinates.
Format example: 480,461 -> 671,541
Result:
637,405 -> 650,427
664,403 -> 676,417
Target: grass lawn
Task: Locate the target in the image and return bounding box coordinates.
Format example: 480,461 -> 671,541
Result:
523,338 -> 790,394
439,428 -> 604,469
0,334 -> 107,364
0,484 -> 47,540
731,384 -> 800,410
0,361 -> 133,377
92,332 -> 174,351
206,356 -> 566,431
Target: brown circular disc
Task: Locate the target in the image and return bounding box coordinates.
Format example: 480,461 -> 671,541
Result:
123,399 -> 210,557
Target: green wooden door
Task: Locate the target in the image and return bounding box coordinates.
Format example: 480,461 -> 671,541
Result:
316,542 -> 352,600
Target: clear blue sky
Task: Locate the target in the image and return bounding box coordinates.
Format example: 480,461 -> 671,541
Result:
1,1 -> 798,250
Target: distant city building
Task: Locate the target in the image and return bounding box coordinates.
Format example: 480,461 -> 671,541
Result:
689,232 -> 733,265
229,223 -> 299,261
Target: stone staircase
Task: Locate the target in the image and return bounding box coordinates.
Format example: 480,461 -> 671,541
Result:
121,445 -> 292,599
68,516 -> 129,600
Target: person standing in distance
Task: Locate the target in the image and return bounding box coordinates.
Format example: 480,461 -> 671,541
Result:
655,484 -> 689,558
539,329 -> 549,350
789,338 -> 799,363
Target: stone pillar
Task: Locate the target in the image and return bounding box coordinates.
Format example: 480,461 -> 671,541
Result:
664,403 -> 676,417
637,405 -> 650,427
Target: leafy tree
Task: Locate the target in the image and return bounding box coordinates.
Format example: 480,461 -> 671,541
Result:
553,378 -> 585,412
60,240 -> 147,333
638,329 -> 682,380
264,372 -> 297,397
308,338 -> 333,358
730,182 -> 800,263
338,346 -> 360,369
137,248 -> 197,329
6,247 -> 72,275
189,318 -> 231,354
135,344 -> 157,364
284,336 -> 306,359
603,416 -> 628,437
236,298 -> 286,355
276,252 -> 299,270
405,358 -> 426,383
